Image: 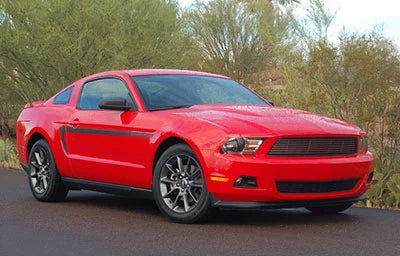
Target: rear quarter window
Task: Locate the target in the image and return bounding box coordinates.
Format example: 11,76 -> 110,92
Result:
53,86 -> 74,104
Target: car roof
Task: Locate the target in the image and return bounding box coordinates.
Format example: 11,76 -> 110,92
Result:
123,69 -> 230,79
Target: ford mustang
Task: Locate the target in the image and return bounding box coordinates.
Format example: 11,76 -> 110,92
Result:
16,69 -> 374,223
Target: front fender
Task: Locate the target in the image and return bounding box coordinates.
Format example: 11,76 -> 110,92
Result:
148,118 -> 228,186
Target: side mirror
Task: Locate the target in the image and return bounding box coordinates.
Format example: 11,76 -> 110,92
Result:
99,98 -> 132,111
266,100 -> 274,106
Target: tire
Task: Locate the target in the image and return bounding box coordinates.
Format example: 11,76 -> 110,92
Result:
28,139 -> 68,202
306,203 -> 353,214
153,143 -> 211,223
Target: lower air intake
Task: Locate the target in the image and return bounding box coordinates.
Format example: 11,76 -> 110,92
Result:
276,178 -> 359,194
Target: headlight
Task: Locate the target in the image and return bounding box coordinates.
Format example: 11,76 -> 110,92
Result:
359,136 -> 368,153
221,138 -> 264,154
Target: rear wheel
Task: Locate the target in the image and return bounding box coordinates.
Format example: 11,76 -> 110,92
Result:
306,203 -> 353,214
28,139 -> 68,202
153,143 -> 211,223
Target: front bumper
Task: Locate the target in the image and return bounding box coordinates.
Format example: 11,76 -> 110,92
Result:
202,150 -> 374,203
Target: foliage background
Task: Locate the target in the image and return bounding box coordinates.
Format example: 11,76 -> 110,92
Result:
0,0 -> 399,209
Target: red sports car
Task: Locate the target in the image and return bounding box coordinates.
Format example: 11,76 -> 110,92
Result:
16,69 -> 374,223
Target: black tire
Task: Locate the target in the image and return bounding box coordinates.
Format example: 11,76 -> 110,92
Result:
306,203 -> 353,214
28,139 -> 68,202
153,143 -> 211,223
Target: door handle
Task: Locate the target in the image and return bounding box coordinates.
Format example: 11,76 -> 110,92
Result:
68,118 -> 80,127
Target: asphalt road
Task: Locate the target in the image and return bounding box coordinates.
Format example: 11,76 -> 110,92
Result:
1,168 -> 399,256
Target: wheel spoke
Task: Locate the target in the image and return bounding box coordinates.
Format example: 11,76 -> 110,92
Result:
183,192 -> 190,212
34,152 -> 42,166
31,176 -> 38,187
184,158 -> 191,174
190,182 -> 203,188
172,192 -> 181,209
176,156 -> 184,174
37,176 -> 43,191
39,149 -> 45,163
160,176 -> 177,185
165,163 -> 177,174
42,176 -> 48,189
31,162 -> 40,169
162,187 -> 178,199
189,168 -> 201,179
30,169 -> 37,177
187,189 -> 198,203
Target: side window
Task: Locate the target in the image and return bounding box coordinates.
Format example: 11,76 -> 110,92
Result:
54,86 -> 74,104
78,78 -> 134,110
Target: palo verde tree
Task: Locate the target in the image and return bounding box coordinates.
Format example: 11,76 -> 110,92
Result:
0,0 -> 194,103
285,0 -> 400,209
185,0 -> 294,84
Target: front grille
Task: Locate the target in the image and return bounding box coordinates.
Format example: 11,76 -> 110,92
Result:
276,178 -> 359,194
268,137 -> 357,156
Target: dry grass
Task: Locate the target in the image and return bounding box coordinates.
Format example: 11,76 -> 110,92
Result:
0,160 -> 21,169
0,137 -> 20,169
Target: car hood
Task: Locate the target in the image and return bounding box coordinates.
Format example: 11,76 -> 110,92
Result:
165,104 -> 362,137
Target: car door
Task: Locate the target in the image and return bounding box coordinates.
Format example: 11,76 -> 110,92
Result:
64,77 -> 146,187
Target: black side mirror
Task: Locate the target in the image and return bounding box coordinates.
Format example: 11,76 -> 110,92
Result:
99,97 -> 132,111
266,100 -> 274,106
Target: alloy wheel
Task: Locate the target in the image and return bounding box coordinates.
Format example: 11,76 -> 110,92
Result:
159,154 -> 204,213
30,147 -> 50,194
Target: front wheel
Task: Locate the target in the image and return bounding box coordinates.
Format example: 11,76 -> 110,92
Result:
306,203 -> 353,214
153,144 -> 211,223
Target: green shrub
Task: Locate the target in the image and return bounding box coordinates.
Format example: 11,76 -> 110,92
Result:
276,30 -> 400,209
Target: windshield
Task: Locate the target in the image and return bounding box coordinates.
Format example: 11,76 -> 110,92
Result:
131,75 -> 267,111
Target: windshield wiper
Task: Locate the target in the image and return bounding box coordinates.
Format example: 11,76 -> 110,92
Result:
150,105 -> 193,111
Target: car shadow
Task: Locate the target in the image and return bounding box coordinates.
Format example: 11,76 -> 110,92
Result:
63,191 -> 359,226
64,191 -> 161,216
207,208 -> 358,226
